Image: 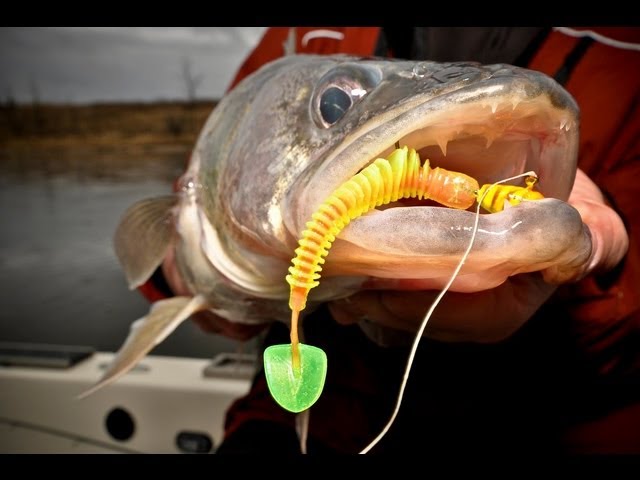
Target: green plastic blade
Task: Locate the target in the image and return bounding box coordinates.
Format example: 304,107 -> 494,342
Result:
263,343 -> 327,413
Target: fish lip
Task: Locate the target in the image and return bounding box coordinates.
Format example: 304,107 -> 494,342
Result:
326,196 -> 590,294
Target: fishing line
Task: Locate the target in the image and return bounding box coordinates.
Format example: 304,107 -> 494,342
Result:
359,170 -> 538,454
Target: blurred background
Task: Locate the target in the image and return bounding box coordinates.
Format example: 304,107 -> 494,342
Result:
0,27 -> 268,358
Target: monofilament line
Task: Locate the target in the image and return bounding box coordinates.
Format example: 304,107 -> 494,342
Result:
359,170 -> 537,454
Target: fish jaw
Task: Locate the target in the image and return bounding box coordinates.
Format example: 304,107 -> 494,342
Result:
326,199 -> 591,292
281,60 -> 588,294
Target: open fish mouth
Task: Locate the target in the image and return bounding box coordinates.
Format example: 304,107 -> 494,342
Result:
288,78 -> 585,293
359,96 -> 576,201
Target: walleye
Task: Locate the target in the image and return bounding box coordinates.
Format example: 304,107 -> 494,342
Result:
80,55 -> 591,398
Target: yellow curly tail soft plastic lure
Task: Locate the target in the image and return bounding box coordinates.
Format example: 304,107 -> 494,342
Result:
263,146 -> 544,415
285,146 -> 479,368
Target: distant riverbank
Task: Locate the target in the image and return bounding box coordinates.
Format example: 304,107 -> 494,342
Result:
0,100 -> 217,181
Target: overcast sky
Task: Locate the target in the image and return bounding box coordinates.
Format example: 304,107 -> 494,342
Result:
0,27 -> 268,104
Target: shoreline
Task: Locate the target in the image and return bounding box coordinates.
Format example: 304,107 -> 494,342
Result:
0,100 -> 217,181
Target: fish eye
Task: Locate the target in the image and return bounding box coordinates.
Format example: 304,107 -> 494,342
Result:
312,63 -> 382,129
320,87 -> 352,125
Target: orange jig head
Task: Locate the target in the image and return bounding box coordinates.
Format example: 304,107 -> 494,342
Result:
477,175 -> 545,213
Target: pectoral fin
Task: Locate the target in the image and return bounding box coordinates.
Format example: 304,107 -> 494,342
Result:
114,195 -> 178,289
77,294 -> 209,399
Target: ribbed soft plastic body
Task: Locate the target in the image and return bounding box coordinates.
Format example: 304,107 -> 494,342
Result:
286,146 -> 479,314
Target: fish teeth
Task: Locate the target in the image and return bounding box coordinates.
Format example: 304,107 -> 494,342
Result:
565,119 -> 573,132
436,137 -> 448,156
485,131 -> 498,149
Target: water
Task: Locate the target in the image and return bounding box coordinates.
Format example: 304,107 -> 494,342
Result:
0,165 -> 257,358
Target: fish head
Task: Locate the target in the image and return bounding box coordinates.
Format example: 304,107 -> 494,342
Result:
180,55 -> 588,322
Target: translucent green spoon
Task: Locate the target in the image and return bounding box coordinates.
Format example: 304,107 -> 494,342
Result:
263,343 -> 327,413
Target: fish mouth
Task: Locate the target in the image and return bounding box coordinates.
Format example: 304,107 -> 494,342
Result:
301,88 -> 579,215
361,100 -> 574,201
289,85 -> 589,293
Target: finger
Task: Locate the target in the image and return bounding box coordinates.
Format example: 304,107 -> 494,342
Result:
541,169 -> 629,284
568,169 -> 629,274
329,273 -> 557,343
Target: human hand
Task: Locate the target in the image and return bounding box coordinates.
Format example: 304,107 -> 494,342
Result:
161,247 -> 268,341
328,168 -> 629,343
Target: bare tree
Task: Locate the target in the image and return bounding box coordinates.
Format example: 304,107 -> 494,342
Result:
30,74 -> 41,106
3,85 -> 16,108
29,74 -> 44,134
181,57 -> 203,105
